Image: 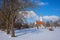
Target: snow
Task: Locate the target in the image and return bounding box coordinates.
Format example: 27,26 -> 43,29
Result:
0,27 -> 60,40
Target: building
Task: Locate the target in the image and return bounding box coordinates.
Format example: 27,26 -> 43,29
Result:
35,14 -> 45,28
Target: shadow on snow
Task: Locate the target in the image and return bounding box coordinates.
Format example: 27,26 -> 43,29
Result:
15,28 -> 43,37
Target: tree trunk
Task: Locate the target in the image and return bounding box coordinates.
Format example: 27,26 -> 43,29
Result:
10,12 -> 15,37
6,19 -> 10,34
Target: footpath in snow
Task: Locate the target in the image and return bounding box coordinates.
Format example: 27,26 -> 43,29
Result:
0,27 -> 60,40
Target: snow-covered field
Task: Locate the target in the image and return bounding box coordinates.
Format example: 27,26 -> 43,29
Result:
0,27 -> 60,40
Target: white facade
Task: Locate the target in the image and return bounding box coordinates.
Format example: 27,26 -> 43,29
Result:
40,15 -> 42,21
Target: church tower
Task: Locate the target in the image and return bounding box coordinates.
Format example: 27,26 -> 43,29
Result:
40,14 -> 43,27
40,14 -> 42,22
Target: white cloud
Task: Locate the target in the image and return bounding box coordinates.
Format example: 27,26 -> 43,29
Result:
27,11 -> 36,18
22,11 -> 39,18
33,0 -> 48,6
19,11 -> 40,20
43,16 -> 60,21
26,11 -> 40,20
37,2 -> 48,6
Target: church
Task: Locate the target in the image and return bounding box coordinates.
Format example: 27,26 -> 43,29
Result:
35,14 -> 45,28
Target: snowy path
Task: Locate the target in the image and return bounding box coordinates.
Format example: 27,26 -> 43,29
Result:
0,27 -> 60,40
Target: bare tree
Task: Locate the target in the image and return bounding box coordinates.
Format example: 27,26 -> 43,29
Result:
1,0 -> 40,37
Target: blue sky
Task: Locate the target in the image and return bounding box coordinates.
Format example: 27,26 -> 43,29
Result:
29,0 -> 60,17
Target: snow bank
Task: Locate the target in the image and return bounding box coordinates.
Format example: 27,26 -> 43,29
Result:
0,27 -> 60,40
